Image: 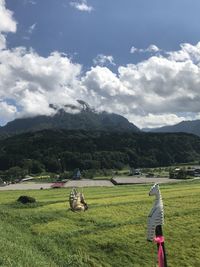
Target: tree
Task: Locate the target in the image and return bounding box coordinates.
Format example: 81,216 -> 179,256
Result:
5,166 -> 27,181
31,160 -> 44,174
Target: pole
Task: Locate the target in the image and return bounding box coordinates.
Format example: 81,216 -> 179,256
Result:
155,225 -> 167,267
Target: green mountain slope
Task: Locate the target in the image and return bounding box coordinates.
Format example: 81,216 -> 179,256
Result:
0,110 -> 140,138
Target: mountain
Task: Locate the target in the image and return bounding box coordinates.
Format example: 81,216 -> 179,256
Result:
0,109 -> 140,138
143,120 -> 200,137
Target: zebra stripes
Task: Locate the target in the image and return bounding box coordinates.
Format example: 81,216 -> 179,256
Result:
147,184 -> 164,242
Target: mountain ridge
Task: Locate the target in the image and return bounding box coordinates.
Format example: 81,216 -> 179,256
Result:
143,119 -> 200,137
0,109 -> 140,138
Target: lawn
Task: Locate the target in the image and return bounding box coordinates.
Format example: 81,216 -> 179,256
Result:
0,181 -> 200,266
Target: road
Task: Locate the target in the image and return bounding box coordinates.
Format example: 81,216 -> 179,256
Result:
0,177 -> 187,190
111,176 -> 184,185
0,183 -> 52,190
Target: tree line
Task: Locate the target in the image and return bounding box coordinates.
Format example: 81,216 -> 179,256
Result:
0,129 -> 200,181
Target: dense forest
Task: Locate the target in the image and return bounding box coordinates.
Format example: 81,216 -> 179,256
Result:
0,129 -> 200,180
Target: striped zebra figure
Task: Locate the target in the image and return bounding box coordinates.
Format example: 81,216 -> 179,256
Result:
147,183 -> 164,241
69,188 -> 88,212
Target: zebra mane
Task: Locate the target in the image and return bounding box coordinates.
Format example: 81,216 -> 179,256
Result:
147,183 -> 164,241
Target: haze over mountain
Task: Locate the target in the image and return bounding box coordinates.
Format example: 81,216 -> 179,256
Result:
143,120 -> 200,137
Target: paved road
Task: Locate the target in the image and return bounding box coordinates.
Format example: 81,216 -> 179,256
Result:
64,179 -> 114,187
0,177 -> 188,191
0,180 -> 114,190
112,176 -> 185,185
0,183 -> 52,190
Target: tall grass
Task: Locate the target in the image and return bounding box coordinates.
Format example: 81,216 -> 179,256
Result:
0,181 -> 200,266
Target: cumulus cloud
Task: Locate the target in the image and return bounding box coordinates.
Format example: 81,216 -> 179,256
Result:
2,41 -> 200,128
0,48 -> 82,120
2,1 -> 200,128
130,113 -> 187,129
70,0 -> 93,12
80,43 -> 200,128
0,0 -> 16,33
168,42 -> 200,63
93,54 -> 115,67
0,0 -> 16,51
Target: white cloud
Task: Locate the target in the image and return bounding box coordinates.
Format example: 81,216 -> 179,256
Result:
28,23 -> 37,34
0,101 -> 17,125
80,42 -> 200,128
0,47 -> 82,121
130,46 -> 138,54
23,23 -> 37,40
2,42 -> 200,128
0,0 -> 17,51
28,0 -> 36,4
70,0 -> 93,12
0,0 -> 16,33
130,113 -> 186,129
130,44 -> 160,54
146,44 -> 160,53
93,54 -> 115,66
168,42 -> 200,63
1,0 -> 200,129
23,0 -> 37,4
0,33 -> 6,49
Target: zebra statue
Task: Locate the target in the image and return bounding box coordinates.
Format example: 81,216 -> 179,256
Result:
69,188 -> 88,212
147,183 -> 164,242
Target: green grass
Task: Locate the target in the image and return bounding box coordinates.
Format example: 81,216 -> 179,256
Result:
0,181 -> 200,266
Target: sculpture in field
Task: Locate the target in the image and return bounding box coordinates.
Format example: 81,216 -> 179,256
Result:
147,183 -> 164,241
69,188 -> 88,212
147,183 -> 167,267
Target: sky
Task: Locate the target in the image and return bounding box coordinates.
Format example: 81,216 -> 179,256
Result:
1,0 -> 200,128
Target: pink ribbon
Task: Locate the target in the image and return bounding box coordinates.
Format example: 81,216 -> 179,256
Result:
154,236 -> 165,267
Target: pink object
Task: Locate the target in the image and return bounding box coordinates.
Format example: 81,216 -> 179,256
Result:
51,182 -> 65,188
154,236 -> 165,267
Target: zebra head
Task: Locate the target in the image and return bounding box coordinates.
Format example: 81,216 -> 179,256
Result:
149,183 -> 160,197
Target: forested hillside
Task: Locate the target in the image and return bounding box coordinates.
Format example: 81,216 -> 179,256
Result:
0,130 -> 200,178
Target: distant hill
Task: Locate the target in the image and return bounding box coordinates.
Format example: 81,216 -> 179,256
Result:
143,120 -> 200,137
0,109 -> 140,138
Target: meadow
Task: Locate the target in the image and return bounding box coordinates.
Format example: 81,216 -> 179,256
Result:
0,181 -> 200,267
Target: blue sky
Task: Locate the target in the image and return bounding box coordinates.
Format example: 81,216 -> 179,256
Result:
1,0 -> 200,128
6,0 -> 200,67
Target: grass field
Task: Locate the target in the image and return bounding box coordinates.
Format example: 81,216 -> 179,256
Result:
0,181 -> 200,267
